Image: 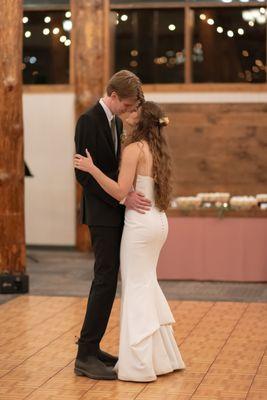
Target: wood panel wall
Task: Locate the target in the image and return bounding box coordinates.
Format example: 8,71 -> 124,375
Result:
0,0 -> 25,273
162,103 -> 267,197
76,102 -> 267,249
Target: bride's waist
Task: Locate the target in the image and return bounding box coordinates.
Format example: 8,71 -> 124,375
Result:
125,207 -> 166,218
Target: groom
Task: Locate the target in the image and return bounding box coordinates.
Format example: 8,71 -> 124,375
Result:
74,70 -> 151,380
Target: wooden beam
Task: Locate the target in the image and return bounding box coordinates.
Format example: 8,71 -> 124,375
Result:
185,6 -> 194,84
110,2 -> 262,9
22,82 -> 267,94
23,84 -> 74,93
142,83 -> 267,92
0,0 -> 27,289
71,0 -> 110,251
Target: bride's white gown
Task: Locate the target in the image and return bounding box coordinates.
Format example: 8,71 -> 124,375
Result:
114,174 -> 185,382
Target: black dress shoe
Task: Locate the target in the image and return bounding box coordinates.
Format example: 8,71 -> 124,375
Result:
74,355 -> 117,380
98,349 -> 118,367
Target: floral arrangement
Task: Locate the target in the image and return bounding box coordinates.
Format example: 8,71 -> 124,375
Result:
256,194 -> 267,210
196,192 -> 230,203
171,196 -> 201,210
230,196 -> 257,210
170,192 -> 267,216
256,194 -> 267,203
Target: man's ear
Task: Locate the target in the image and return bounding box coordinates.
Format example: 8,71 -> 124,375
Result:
110,91 -> 118,100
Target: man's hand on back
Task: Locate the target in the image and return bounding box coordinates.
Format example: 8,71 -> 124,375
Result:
124,191 -> 152,214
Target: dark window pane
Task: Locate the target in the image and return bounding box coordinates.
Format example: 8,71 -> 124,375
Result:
113,9 -> 184,83
23,10 -> 71,84
193,7 -> 266,83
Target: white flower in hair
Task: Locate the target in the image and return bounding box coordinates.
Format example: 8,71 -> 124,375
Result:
159,116 -> 169,126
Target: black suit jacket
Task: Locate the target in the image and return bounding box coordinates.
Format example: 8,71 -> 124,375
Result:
75,102 -> 125,227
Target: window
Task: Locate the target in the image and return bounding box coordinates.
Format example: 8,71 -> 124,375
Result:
23,1 -> 266,85
193,7 -> 266,83
23,10 -> 71,84
113,9 -> 185,84
112,2 -> 267,84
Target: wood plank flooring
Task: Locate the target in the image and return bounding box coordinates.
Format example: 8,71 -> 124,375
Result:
0,296 -> 266,400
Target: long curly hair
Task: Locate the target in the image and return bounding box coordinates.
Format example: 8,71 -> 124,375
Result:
124,101 -> 173,211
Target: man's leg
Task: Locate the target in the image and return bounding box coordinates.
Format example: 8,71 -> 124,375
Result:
77,226 -> 123,356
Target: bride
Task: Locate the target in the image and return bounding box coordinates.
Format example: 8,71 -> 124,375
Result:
74,101 -> 185,382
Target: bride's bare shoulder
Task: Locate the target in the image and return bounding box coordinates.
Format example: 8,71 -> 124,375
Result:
123,141 -> 145,154
125,140 -> 149,150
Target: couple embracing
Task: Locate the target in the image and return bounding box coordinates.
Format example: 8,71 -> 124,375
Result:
73,70 -> 185,382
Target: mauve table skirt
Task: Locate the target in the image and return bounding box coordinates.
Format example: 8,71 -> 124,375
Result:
157,217 -> 267,282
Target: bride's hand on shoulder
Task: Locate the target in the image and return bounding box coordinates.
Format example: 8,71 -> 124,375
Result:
74,148 -> 94,173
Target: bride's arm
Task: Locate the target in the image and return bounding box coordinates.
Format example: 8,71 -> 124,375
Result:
74,143 -> 141,201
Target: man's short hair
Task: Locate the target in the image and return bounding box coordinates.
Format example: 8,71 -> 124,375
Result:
106,70 -> 144,106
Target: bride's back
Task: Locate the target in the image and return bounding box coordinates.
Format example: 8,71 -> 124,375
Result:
135,140 -> 154,179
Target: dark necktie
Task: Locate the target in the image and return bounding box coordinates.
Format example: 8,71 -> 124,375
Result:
110,116 -> 116,150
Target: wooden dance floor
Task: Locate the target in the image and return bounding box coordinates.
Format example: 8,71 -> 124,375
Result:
0,296 -> 266,399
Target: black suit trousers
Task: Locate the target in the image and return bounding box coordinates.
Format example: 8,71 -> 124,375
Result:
78,225 -> 123,354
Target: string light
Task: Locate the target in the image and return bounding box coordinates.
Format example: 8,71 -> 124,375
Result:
43,28 -> 50,35
64,39 -> 71,46
154,56 -> 167,65
29,56 -> 37,64
242,9 -> 266,24
200,10 -> 263,40
257,14 -> 266,23
121,14 -> 128,21
130,60 -> 138,67
22,16 -> 29,24
53,27 -> 60,35
44,16 -> 51,23
168,24 -> 176,31
65,11 -> 71,18
130,50 -> 138,57
255,59 -> 263,66
25,31 -> 31,38
60,35 -> 67,43
63,20 -> 72,31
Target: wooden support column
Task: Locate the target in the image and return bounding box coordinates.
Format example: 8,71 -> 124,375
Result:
0,0 -> 28,292
185,6 -> 194,84
71,0 -> 110,251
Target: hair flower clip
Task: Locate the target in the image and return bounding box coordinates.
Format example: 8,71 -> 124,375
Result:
159,117 -> 169,126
